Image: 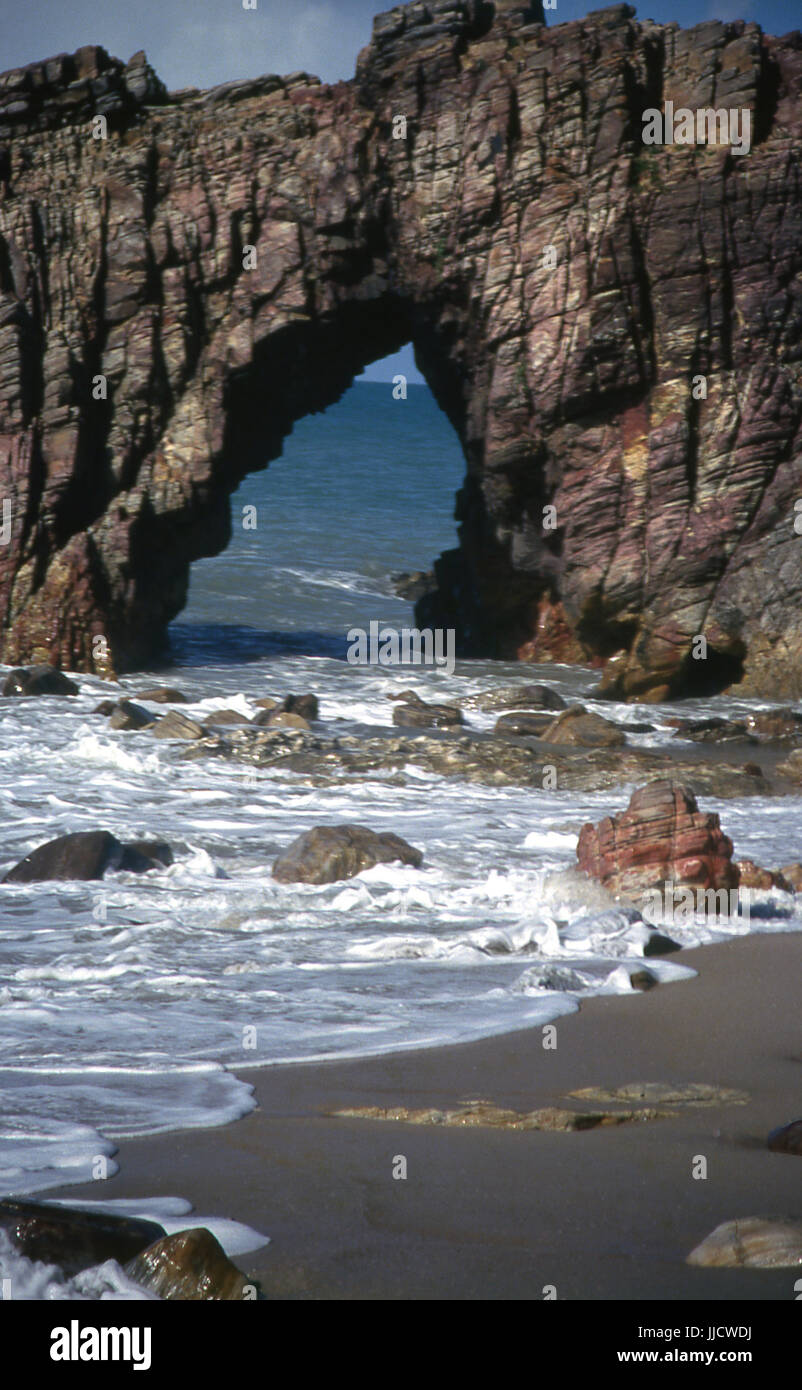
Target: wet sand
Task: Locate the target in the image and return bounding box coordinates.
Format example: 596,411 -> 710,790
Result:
47,932 -> 802,1299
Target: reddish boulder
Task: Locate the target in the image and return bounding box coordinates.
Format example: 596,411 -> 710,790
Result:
736,860 -> 792,892
576,781 -> 739,900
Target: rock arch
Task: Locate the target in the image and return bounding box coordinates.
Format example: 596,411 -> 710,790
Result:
0,2 -> 801,698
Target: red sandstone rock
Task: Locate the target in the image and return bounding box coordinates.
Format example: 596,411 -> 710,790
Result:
0,6 -> 801,698
576,780 -> 739,899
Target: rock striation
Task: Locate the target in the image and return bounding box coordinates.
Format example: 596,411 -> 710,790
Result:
576,779 -> 739,898
1,4 -> 801,697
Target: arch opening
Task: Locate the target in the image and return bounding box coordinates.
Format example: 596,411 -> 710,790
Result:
169,343 -> 466,669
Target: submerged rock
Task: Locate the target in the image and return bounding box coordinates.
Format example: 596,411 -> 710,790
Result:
3,830 -> 168,882
333,1101 -> 663,1131
124,1227 -> 255,1300
687,1218 -> 802,1268
2,665 -> 79,696
571,1082 -> 750,1108
629,968 -> 658,991
273,824 -> 423,884
0,1199 -> 165,1278
576,781 -> 739,900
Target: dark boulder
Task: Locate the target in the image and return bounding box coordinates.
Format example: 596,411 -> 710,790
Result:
3,830 -> 170,882
2,665 -> 79,696
125,839 -> 174,869
643,932 -> 682,957
0,1198 -> 165,1278
282,693 -> 319,721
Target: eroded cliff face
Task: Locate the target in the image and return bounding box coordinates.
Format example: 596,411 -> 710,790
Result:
0,2 -> 801,697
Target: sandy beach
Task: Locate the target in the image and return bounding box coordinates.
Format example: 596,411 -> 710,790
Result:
45,931 -> 802,1300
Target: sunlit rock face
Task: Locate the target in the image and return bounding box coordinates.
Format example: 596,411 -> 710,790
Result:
0,3 -> 800,698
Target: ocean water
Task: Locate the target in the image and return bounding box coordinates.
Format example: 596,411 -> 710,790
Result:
0,381 -> 800,1283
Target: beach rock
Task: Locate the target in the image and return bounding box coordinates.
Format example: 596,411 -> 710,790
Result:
150,711 -> 205,740
93,700 -> 117,716
687,1218 -> 802,1269
779,863 -> 802,891
630,968 -> 658,991
736,860 -> 792,892
643,932 -> 682,957
253,709 -> 310,731
273,824 -> 422,884
3,830 -> 164,882
123,1228 -> 254,1300
571,1082 -> 750,1107
576,781 -> 739,900
477,684 -> 567,713
108,699 -> 153,730
391,692 -> 462,729
136,687 -> 189,703
334,1101 -> 663,1131
767,1121 -> 802,1156
179,721 -> 772,798
253,698 -> 279,711
541,706 -> 626,748
0,1198 -> 165,1278
282,694 -> 319,721
202,709 -> 251,726
2,665 -> 78,696
494,711 -> 554,737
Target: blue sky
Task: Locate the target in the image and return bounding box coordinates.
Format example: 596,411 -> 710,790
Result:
1,0 -> 797,381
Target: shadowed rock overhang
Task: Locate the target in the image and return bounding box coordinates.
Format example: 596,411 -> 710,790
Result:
0,1 -> 800,699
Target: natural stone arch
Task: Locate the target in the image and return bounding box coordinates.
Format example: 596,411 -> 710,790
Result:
0,2 -> 801,699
